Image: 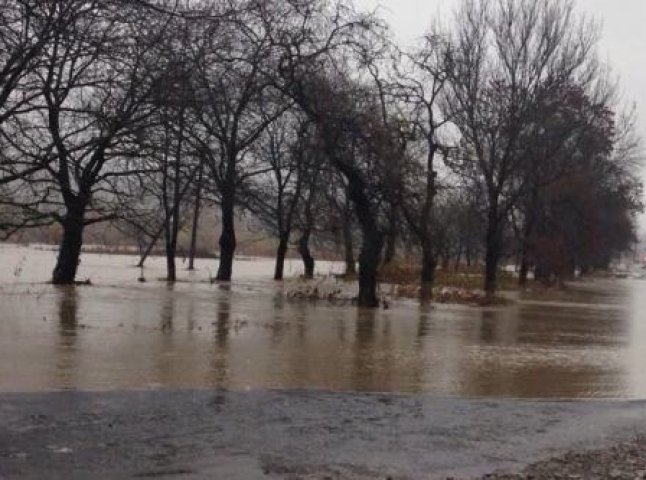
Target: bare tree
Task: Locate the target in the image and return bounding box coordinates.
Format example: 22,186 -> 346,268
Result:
295,166 -> 322,279
445,0 -> 600,296
242,113 -> 311,280
3,1 -> 169,283
0,1 -> 83,234
143,15 -> 202,282
324,176 -> 358,277
396,33 -> 452,299
187,158 -> 205,270
189,1 -> 289,282
268,0 -> 404,307
0,1 -> 78,131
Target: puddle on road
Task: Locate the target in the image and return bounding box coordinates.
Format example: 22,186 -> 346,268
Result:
0,244 -> 645,398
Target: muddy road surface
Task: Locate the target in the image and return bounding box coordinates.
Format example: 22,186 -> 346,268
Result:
2,390 -> 646,479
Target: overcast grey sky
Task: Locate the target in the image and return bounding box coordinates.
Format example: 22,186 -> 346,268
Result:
355,0 -> 645,124
355,0 -> 646,228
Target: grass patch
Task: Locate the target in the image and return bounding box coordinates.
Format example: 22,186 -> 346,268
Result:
378,261 -> 518,291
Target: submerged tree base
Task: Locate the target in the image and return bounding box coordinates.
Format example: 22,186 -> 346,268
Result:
50,279 -> 93,287
283,276 -> 390,308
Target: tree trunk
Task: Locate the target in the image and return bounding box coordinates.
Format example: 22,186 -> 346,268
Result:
138,226 -> 163,268
484,211 -> 501,297
441,255 -> 450,271
160,115 -> 182,283
565,258 -> 576,280
188,162 -> 204,271
165,242 -> 176,282
357,230 -> 384,308
342,213 -> 356,276
518,256 -> 529,287
454,244 -> 463,272
418,142 -> 438,301
534,262 -> 550,284
52,209 -> 85,285
163,203 -> 179,283
164,201 -> 178,282
274,233 -> 289,280
328,158 -> 382,307
420,241 -> 436,301
383,214 -> 397,265
518,212 -> 535,287
216,189 -> 236,281
298,229 -> 315,279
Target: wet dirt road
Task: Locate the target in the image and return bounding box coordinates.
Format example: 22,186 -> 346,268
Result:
2,390 -> 646,479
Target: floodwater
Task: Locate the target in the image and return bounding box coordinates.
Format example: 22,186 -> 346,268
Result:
1,244 -> 645,398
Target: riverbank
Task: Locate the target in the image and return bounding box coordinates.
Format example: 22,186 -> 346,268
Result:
2,390 -> 646,479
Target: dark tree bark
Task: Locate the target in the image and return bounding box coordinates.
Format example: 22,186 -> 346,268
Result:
162,114 -> 184,283
534,262 -> 550,284
518,256 -> 529,287
565,258 -> 576,280
441,255 -> 450,271
342,209 -> 356,276
357,229 -> 384,308
342,172 -> 384,308
138,225 -> 163,268
420,240 -> 436,301
163,195 -> 179,282
52,208 -> 85,285
297,229 -> 315,278
484,210 -> 502,297
188,161 -> 204,271
518,191 -> 538,287
274,232 -> 289,280
517,226 -> 530,287
165,241 -> 176,281
297,170 -> 317,279
216,185 -> 236,281
454,244 -> 463,271
383,211 -> 397,265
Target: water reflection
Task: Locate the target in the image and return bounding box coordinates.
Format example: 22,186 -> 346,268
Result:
479,308 -> 520,345
57,286 -> 78,339
210,297 -> 230,388
55,286 -> 79,389
160,284 -> 175,333
215,297 -> 230,348
186,292 -> 196,332
352,309 -> 378,391
416,307 -> 431,340
0,265 -> 642,397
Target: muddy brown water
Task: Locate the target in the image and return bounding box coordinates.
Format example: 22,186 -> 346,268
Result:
1,244 -> 645,398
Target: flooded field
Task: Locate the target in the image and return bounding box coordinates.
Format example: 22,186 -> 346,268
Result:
0,244 -> 645,398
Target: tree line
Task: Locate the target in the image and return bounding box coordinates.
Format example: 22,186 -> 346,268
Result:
0,0 -> 642,307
